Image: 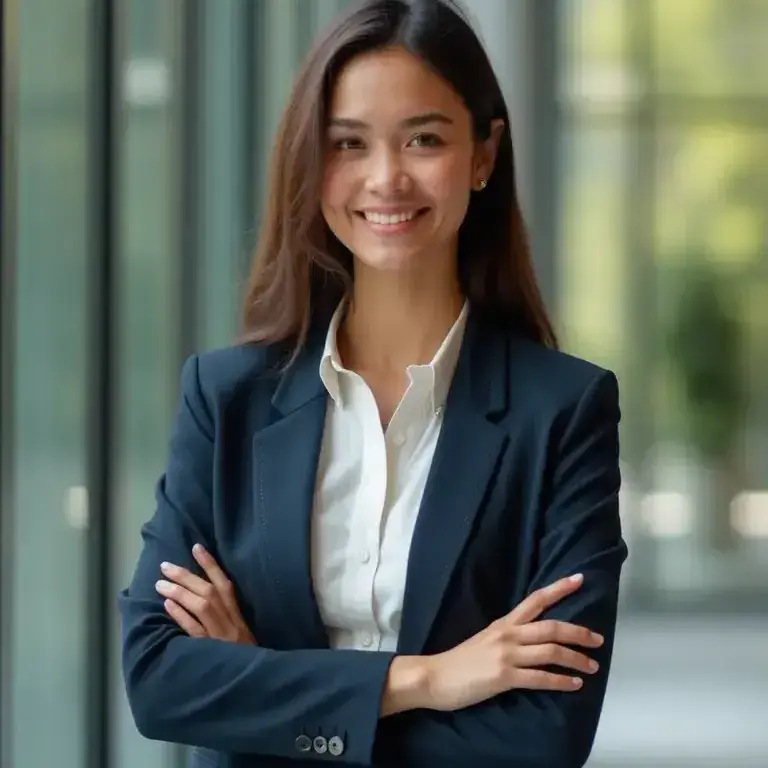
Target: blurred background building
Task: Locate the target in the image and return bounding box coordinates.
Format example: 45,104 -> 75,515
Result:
1,1 -> 766,767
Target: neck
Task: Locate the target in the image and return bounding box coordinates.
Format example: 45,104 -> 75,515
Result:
339,263 -> 464,373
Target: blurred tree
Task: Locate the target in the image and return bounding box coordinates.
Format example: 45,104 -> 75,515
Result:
665,263 -> 747,550
654,0 -> 768,95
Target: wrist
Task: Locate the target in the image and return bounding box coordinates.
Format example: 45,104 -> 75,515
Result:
379,655 -> 432,717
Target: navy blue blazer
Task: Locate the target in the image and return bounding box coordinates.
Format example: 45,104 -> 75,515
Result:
119,311 -> 628,768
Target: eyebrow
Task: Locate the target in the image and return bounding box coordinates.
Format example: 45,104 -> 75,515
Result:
327,112 -> 454,130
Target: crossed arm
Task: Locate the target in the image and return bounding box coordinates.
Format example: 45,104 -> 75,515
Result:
119,355 -> 627,766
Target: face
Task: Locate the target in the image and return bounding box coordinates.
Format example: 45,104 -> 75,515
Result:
321,47 -> 500,276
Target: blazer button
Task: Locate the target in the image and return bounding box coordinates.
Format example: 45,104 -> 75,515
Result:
313,736 -> 328,754
295,734 -> 312,753
328,735 -> 345,756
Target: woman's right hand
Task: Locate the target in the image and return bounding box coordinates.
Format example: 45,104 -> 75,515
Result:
423,574 -> 604,712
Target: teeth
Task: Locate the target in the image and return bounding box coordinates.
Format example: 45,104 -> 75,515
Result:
364,211 -> 417,225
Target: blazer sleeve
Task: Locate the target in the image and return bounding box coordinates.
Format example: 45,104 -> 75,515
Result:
118,355 -> 395,763
374,370 -> 628,768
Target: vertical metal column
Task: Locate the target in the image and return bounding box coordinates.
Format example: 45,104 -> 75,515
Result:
86,0 -> 117,765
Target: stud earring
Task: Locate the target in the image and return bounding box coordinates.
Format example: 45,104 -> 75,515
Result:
477,178 -> 488,191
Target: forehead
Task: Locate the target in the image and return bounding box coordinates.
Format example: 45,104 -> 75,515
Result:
328,47 -> 469,125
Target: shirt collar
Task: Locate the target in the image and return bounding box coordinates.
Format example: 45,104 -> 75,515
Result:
318,302 -> 348,406
319,300 -> 469,413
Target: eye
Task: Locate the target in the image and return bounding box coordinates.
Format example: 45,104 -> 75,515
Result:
408,133 -> 444,149
332,137 -> 365,151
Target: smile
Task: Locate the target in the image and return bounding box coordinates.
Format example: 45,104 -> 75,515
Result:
355,207 -> 430,232
363,210 -> 417,224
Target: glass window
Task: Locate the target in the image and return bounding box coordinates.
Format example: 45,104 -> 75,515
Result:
197,0 -> 250,350
558,126 -> 630,377
559,0 -> 768,606
312,0 -> 348,33
7,0 -> 91,765
251,0 -> 308,242
110,2 -> 183,767
559,0 -> 638,113
653,0 -> 768,96
648,123 -> 768,595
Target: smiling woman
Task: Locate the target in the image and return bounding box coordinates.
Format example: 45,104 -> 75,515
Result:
240,0 -> 556,360
322,47 -> 497,279
118,1 -> 627,767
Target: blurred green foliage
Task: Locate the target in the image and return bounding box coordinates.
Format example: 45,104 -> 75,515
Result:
664,264 -> 747,461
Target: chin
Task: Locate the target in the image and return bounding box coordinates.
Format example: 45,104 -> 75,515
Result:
353,244 -> 425,273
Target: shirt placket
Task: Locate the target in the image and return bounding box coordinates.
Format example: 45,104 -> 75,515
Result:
348,373 -> 388,651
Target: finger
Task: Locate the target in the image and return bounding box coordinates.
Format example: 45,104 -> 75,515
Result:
510,669 -> 584,693
155,579 -> 225,636
508,574 -> 584,624
160,560 -> 214,600
191,544 -> 240,621
514,620 -> 604,649
163,599 -> 207,638
158,563 -> 236,635
514,643 -> 599,676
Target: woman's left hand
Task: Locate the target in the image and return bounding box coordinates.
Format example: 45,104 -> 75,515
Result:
155,543 -> 257,645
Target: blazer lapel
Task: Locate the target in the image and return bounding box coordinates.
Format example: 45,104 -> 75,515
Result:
397,316 -> 509,655
251,327 -> 330,650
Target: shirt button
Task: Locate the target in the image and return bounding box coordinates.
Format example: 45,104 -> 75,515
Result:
295,734 -> 312,753
392,432 -> 406,447
362,633 -> 373,648
360,549 -> 370,563
313,736 -> 328,754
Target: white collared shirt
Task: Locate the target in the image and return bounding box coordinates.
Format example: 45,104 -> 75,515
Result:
311,302 -> 468,652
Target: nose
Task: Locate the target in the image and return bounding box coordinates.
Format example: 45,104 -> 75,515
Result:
364,146 -> 412,197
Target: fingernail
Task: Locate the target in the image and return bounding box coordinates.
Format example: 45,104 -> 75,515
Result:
160,561 -> 173,572
570,573 -> 583,583
572,678 -> 583,687
592,633 -> 604,645
155,580 -> 170,591
589,660 -> 599,672
192,543 -> 204,556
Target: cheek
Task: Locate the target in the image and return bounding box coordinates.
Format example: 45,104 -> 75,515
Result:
322,164 -> 354,215
422,156 -> 472,215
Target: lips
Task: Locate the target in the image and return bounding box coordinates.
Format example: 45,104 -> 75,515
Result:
355,207 -> 430,226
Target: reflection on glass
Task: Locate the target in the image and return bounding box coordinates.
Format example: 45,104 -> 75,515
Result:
560,0 -> 768,603
312,0 -> 347,33
558,0 -> 638,110
649,124 -> 768,595
10,0 -> 90,766
559,127 -> 629,378
653,0 -> 768,95
655,125 -> 767,267
111,2 -> 181,767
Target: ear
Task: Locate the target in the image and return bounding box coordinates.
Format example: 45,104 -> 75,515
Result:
472,118 -> 505,190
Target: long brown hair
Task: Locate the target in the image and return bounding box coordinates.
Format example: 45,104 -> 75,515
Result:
241,0 -> 557,357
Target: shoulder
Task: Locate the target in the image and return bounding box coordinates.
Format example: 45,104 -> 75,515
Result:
501,333 -> 620,426
180,341 -> 284,416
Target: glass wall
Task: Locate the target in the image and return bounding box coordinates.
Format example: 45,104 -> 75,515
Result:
196,0 -> 251,350
558,0 -> 768,606
4,0 -> 91,766
3,1 -> 765,767
110,2 -> 183,767
1,2 -> 357,766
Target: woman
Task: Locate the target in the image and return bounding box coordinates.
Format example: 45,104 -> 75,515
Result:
119,1 -> 627,766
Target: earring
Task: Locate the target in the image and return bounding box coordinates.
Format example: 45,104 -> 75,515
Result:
477,178 -> 488,191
